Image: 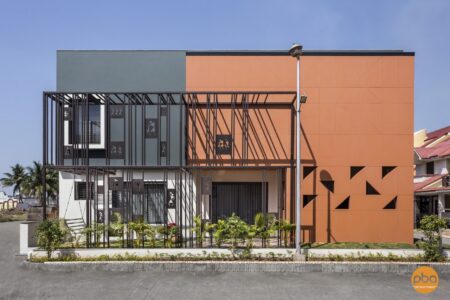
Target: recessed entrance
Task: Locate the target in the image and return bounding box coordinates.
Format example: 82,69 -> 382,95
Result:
211,182 -> 268,224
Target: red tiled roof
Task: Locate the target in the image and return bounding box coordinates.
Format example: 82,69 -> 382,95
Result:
414,175 -> 444,192
425,126 -> 450,141
415,125 -> 450,159
415,139 -> 450,159
416,186 -> 450,194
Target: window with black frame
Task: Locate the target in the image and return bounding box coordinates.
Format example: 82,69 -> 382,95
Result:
75,182 -> 94,200
68,105 -> 102,145
111,183 -> 165,224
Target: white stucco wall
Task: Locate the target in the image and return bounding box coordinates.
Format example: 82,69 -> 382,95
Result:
195,169 -> 281,220
59,170 -> 196,227
435,159 -> 449,175
415,164 -> 426,176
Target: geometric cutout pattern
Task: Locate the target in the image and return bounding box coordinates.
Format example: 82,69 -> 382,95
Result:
109,141 -> 125,159
109,177 -> 123,191
216,135 -> 233,155
350,166 -> 364,179
336,196 -> 350,209
63,146 -> 73,159
132,179 -> 144,194
63,107 -> 73,121
110,105 -> 124,119
303,166 -> 317,179
366,181 -> 380,195
145,118 -> 159,138
382,166 -> 396,178
303,195 -> 317,207
167,189 -> 176,209
160,141 -> 167,158
383,196 -> 397,209
320,180 -> 334,193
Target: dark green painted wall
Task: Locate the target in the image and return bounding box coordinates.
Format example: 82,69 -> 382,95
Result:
58,50 -> 186,166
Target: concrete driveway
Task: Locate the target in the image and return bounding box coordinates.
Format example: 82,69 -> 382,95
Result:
1,222 -> 449,299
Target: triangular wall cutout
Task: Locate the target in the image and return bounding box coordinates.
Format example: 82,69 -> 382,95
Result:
366,181 -> 380,195
350,166 -> 364,179
303,166 -> 317,179
336,196 -> 350,209
320,180 -> 334,193
383,196 -> 397,209
303,195 -> 317,207
382,166 -> 396,178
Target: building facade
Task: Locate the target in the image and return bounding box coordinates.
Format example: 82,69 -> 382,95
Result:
43,49 -> 415,246
414,126 -> 450,224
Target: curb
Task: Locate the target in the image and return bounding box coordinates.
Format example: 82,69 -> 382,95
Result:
21,261 -> 450,274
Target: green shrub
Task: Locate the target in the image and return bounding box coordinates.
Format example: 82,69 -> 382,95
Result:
418,215 -> 449,262
193,215 -> 204,247
278,219 -> 295,247
109,212 -> 125,245
222,214 -> 248,254
82,223 -> 108,248
35,219 -> 64,259
254,212 -> 276,248
129,219 -> 153,248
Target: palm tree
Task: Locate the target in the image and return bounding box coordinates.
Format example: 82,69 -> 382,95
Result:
0,164 -> 26,202
22,161 -> 58,205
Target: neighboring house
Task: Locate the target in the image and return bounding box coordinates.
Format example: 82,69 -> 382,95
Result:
414,126 -> 450,225
0,191 -> 9,203
42,49 -> 414,246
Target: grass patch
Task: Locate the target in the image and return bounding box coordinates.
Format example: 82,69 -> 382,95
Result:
308,253 -> 430,262
305,242 -> 418,249
0,209 -> 27,223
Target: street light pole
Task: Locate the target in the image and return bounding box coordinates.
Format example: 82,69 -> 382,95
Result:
289,43 -> 305,259
295,55 -> 301,256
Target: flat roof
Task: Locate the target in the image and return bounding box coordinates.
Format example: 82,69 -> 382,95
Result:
57,49 -> 415,56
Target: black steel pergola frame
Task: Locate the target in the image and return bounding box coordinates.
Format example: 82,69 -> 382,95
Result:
42,91 -> 297,248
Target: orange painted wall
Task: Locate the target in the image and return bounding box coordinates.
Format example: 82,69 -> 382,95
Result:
186,54 -> 414,243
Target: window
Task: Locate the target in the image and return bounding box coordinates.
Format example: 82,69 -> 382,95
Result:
112,190 -> 123,208
75,182 -> 93,200
65,104 -> 105,149
111,184 -> 165,224
426,162 -> 434,175
445,195 -> 450,212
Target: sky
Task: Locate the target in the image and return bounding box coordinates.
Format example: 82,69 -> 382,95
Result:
0,0 -> 449,192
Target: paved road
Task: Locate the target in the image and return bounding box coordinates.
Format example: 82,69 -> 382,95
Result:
1,222 -> 449,299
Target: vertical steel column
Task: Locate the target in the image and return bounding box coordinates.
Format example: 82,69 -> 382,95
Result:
42,93 -> 47,220
295,57 -> 302,255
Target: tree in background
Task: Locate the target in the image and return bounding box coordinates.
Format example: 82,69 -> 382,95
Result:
0,164 -> 26,202
22,161 -> 58,205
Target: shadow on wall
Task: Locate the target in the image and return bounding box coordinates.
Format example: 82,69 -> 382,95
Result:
187,107 -> 292,165
320,170 -> 336,243
300,123 -> 318,243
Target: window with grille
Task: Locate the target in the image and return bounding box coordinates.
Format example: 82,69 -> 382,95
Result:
75,182 -> 93,200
